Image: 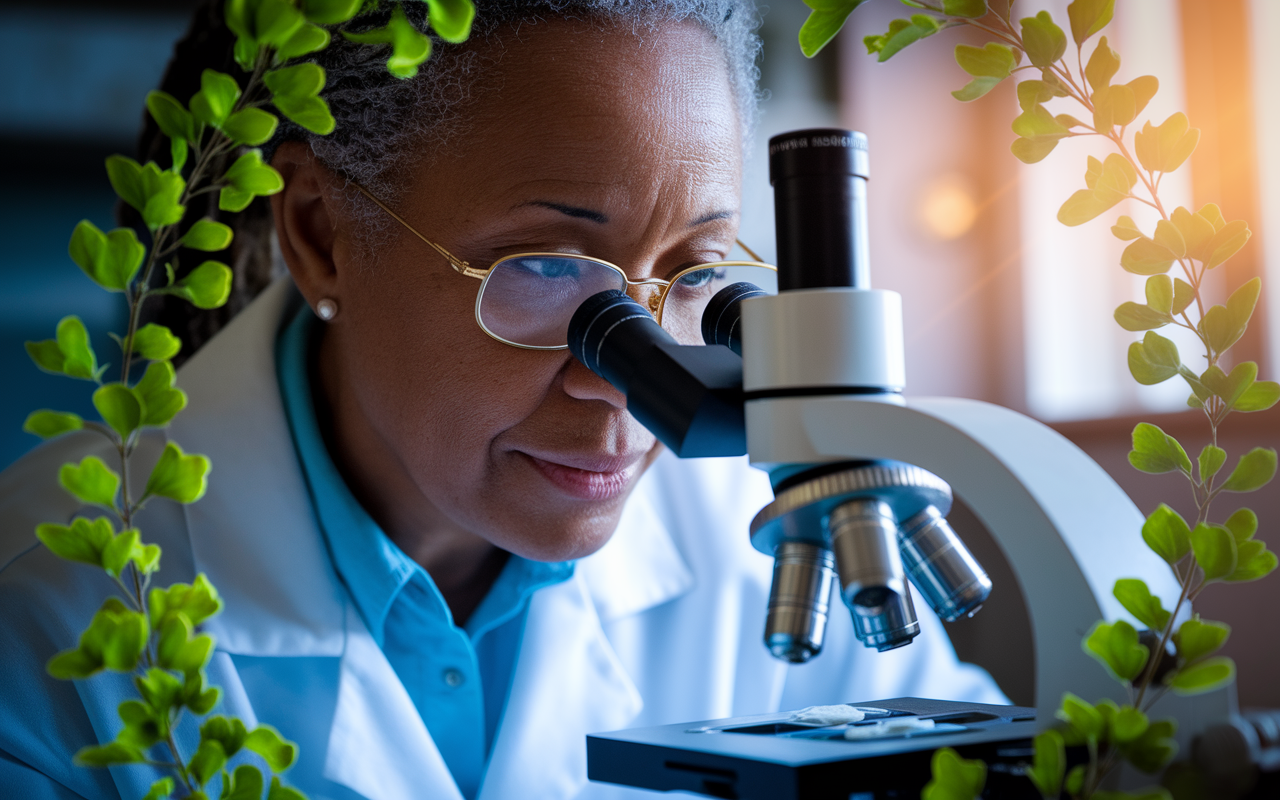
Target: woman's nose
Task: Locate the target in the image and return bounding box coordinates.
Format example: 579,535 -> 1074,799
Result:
560,353 -> 628,409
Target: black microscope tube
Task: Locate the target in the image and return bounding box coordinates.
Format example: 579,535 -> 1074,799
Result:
768,128 -> 871,291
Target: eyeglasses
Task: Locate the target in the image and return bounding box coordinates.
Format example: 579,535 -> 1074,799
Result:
353,184 -> 778,349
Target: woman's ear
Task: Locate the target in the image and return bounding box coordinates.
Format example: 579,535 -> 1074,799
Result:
271,141 -> 348,313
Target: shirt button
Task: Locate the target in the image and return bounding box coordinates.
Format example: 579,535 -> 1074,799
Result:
443,668 -> 466,688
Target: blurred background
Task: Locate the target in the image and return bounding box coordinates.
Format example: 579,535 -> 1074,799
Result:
1,1 -> 1276,705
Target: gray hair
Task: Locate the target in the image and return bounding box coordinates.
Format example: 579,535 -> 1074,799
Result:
285,0 -> 762,210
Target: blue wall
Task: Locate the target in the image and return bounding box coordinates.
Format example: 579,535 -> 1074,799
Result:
0,9 -> 188,470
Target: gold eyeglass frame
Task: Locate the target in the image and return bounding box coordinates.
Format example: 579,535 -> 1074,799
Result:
353,183 -> 777,350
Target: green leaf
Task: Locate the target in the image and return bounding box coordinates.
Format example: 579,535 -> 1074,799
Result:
1202,361 -> 1257,409
344,4 -> 434,77
1172,278 -> 1196,315
1168,655 -> 1235,695
1235,380 -> 1280,412
100,527 -> 159,579
1011,136 -> 1059,164
1027,729 -> 1065,798
1016,79 -> 1059,111
133,324 -> 183,362
1198,444 -> 1227,483
1065,765 -> 1085,794
36,517 -> 115,569
189,738 -> 227,787
1120,237 -> 1176,276
1198,202 -> 1227,231
222,107 -> 279,146
189,69 -> 241,127
149,573 -> 224,630
1085,36 -> 1120,90
952,76 -> 1003,102
135,668 -> 184,713
1130,422 -> 1191,474
175,261 -> 234,310
264,62 -> 324,99
74,742 -> 145,767
1113,578 -> 1170,631
144,442 -> 211,504
1134,113 -> 1200,174
1173,206 -> 1217,261
1153,220 -> 1186,259
106,156 -> 186,230
68,221 -> 145,292
1084,620 -> 1149,683
1114,302 -> 1170,331
58,456 -> 120,508
171,136 -> 188,173
93,384 -> 142,438
135,360 -> 187,427
1204,220 -> 1251,269
1093,83 -> 1139,130
301,0 -> 362,24
183,218 -> 234,253
222,765 -> 265,800
219,149 -> 284,212
426,0 -> 476,43
1057,693 -> 1106,739
1221,448 -> 1277,493
246,725 -> 298,771
942,0 -> 987,18
1128,75 -> 1159,117
116,699 -> 166,751
1128,332 -> 1181,385
955,42 -> 1017,78
1119,719 -> 1178,773
1059,154 -> 1135,226
1140,504 -> 1192,564
1145,275 -> 1173,314
1226,540 -> 1277,582
1021,11 -> 1067,68
1068,0 -> 1114,45
1223,508 -> 1258,543
48,597 -> 148,678
23,410 -> 83,439
268,776 -> 308,800
146,91 -> 197,143
1012,104 -> 1070,139
1111,215 -> 1143,239
27,316 -> 101,381
200,716 -> 250,758
142,777 -> 175,800
1191,522 -> 1237,582
800,0 -> 866,56
1111,706 -> 1150,744
274,94 -> 336,135
276,22 -> 330,60
922,746 -> 986,800
1174,617 -> 1229,664
864,14 -> 942,62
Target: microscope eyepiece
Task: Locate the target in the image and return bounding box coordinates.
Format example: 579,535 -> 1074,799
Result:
769,128 -> 871,291
701,281 -> 767,356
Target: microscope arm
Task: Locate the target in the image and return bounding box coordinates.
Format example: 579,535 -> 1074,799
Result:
746,393 -> 1230,730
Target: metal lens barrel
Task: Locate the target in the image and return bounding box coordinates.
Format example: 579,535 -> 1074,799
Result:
764,541 -> 836,663
828,498 -> 920,651
897,505 -> 992,622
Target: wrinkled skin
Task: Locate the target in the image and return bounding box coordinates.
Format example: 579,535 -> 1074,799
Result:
272,17 -> 742,621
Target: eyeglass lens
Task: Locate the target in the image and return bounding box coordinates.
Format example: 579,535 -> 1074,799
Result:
476,256 -> 778,347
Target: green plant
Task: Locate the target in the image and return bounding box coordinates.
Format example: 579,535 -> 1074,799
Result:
799,1 -> 1278,798
22,1 -> 473,797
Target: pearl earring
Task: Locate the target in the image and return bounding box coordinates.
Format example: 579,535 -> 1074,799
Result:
316,298 -> 338,321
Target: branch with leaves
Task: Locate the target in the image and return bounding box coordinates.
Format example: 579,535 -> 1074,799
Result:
20,1 -> 473,798
798,1 -> 1278,799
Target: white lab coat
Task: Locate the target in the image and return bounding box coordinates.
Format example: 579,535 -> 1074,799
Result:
0,279 -> 1005,800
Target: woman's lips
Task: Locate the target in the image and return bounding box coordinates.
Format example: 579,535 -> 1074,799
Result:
522,452 -> 644,501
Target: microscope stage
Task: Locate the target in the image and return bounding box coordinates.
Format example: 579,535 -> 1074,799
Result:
587,697 -> 1043,800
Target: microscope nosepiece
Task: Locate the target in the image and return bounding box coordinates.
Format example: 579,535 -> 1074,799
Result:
828,499 -> 920,651
764,541 -> 837,663
898,506 -> 992,622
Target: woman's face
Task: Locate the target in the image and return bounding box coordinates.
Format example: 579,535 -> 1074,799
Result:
312,18 -> 742,562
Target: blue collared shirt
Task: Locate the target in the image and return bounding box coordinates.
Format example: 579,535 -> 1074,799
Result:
275,305 -> 573,799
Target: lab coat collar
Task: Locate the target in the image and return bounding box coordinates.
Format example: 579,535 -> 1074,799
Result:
171,279 -> 347,656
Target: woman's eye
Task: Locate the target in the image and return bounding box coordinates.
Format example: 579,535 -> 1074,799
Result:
520,258 -> 580,279
675,267 -> 724,288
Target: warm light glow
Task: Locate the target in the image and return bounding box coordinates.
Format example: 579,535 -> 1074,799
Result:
919,174 -> 978,240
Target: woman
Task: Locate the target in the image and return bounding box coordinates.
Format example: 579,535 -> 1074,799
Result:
0,2 -> 1005,798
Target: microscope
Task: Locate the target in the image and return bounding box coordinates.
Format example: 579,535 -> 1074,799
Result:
570,129 -> 1229,798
